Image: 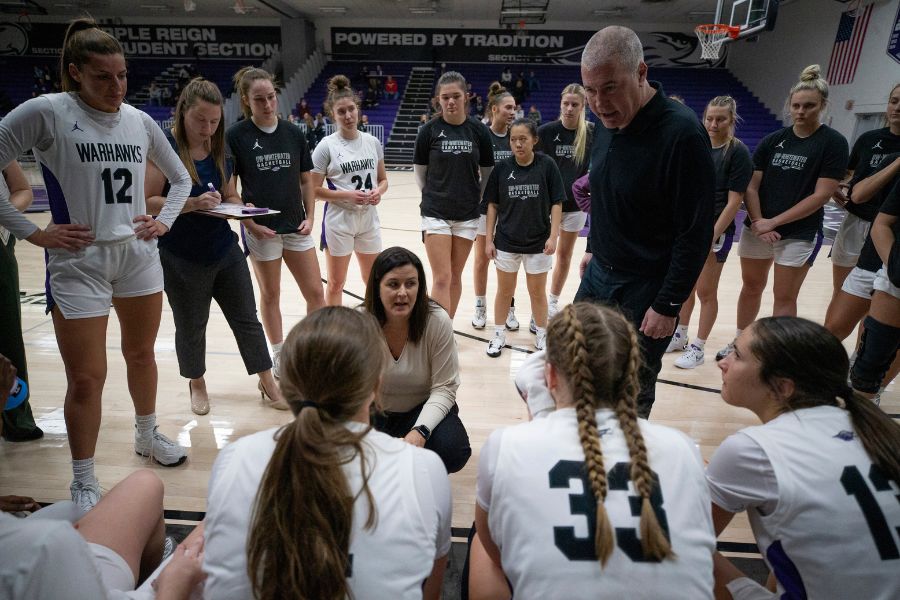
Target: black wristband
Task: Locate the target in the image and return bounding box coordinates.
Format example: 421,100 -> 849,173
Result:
412,424 -> 431,441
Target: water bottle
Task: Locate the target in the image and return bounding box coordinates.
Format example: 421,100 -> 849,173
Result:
6,377 -> 27,411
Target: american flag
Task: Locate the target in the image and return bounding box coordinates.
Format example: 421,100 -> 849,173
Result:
827,4 -> 873,85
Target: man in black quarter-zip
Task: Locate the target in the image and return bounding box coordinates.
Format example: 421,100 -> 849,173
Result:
577,26 -> 715,417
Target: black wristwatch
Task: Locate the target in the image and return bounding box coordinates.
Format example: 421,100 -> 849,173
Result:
412,424 -> 431,441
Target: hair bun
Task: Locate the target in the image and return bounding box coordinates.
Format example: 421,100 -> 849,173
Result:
488,82 -> 505,97
799,64 -> 821,82
328,74 -> 351,93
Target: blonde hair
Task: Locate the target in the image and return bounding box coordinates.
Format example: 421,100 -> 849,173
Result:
785,64 -> 829,118
560,83 -> 589,167
172,78 -> 227,187
324,74 -> 359,118
247,307 -> 388,600
546,303 -> 674,566
233,66 -> 277,120
704,95 -> 742,144
59,18 -> 124,92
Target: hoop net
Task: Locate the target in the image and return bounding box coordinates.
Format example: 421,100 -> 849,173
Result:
694,24 -> 740,60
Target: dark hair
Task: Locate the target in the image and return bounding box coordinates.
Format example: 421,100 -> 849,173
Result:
364,247 -> 431,343
60,18 -> 124,92
509,117 -> 538,139
246,307 -> 387,600
433,70 -> 469,115
173,78 -> 227,186
324,74 -> 359,118
546,303 -> 673,566
233,66 -> 278,119
749,317 -> 900,483
487,82 -> 513,110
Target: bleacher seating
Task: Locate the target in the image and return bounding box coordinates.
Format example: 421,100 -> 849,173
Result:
1,56 -> 782,156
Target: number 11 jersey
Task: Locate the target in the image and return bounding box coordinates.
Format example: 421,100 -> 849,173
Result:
707,405 -> 900,600
477,408 -> 715,599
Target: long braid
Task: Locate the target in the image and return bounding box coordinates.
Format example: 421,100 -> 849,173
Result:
560,305 -> 615,565
614,326 -> 674,561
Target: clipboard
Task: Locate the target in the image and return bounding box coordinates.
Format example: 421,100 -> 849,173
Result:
196,205 -> 280,220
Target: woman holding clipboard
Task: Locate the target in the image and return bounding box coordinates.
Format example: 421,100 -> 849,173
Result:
145,78 -> 285,415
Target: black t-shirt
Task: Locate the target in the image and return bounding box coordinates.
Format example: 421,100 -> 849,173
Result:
878,176 -> 900,231
479,129 -> 513,216
483,153 -> 565,254
847,129 -> 900,220
537,120 -> 593,212
746,125 -> 849,240
414,116 -> 495,221
158,129 -> 236,264
848,155 -> 900,272
711,139 -> 753,234
226,119 -> 314,234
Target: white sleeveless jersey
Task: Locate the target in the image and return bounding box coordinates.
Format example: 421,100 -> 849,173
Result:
480,408 -> 714,599
35,94 -> 153,244
736,406 -> 900,600
311,130 -> 383,212
204,424 -> 450,600
0,93 -> 189,244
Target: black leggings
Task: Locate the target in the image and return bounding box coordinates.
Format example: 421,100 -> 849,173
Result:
372,402 -> 471,473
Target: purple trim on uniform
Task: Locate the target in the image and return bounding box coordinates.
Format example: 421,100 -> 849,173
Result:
319,202 -> 329,251
239,223 -> 250,257
580,214 -> 590,238
39,163 -> 70,225
43,249 -> 55,316
765,540 -> 807,599
714,230 -> 735,264
806,230 -> 824,267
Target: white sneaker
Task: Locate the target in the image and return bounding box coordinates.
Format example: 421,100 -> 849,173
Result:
70,478 -> 101,512
535,329 -> 547,350
665,333 -> 688,353
505,307 -> 519,331
272,350 -> 282,379
548,302 -> 559,319
674,345 -> 705,369
529,316 -> 537,334
135,426 -> 188,467
715,341 -> 735,362
472,305 -> 487,329
487,332 -> 505,357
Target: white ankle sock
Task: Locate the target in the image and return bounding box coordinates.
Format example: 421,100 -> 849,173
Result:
675,324 -> 688,338
135,413 -> 156,438
475,296 -> 486,307
271,342 -> 283,354
494,326 -> 505,338
694,338 -> 706,349
734,329 -> 742,340
548,293 -> 559,305
72,458 -> 96,484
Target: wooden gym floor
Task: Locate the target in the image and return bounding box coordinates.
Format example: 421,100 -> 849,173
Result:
1,168 -> 897,558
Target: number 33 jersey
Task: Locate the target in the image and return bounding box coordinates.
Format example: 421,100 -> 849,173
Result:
477,408 -> 715,599
707,405 -> 900,600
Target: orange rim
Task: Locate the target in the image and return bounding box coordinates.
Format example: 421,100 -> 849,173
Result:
695,24 -> 741,39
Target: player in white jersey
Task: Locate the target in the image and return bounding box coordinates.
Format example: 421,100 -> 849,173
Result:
708,317 -> 900,600
311,75 -> 388,306
470,303 -> 715,600
0,19 -> 191,511
203,307 -> 451,600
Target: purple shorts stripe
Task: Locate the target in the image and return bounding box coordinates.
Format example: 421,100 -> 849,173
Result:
40,163 -> 70,225
715,230 -> 735,264
320,202 -> 329,251
807,229 -> 824,267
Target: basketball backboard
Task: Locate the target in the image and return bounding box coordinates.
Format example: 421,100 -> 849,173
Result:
714,0 -> 779,40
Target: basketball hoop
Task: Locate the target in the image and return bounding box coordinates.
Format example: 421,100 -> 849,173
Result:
516,20 -> 527,39
694,24 -> 740,60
